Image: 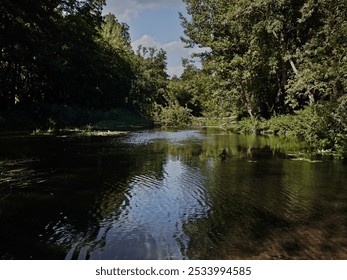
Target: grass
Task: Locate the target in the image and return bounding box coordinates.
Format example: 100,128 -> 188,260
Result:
31,127 -> 127,137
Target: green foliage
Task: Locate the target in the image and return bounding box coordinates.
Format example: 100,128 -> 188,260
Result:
181,0 -> 347,119
181,0 -> 305,118
0,1 -> 170,128
151,101 -> 192,127
1,0 -> 61,107
129,46 -> 168,115
235,117 -> 269,135
286,0 -> 347,108
236,107 -> 326,140
167,59 -> 236,119
311,97 -> 347,158
191,117 -> 236,128
236,102 -> 347,158
167,63 -> 203,116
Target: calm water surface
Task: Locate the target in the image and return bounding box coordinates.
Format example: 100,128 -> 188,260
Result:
0,128 -> 347,259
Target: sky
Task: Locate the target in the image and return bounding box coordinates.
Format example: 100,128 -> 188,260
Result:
103,0 -> 202,77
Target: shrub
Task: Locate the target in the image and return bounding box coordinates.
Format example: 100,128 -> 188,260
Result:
151,101 -> 192,127
236,117 -> 269,134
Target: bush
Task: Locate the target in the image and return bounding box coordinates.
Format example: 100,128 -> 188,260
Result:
268,101 -> 347,158
267,107 -> 319,138
233,101 -> 347,159
331,96 -> 347,158
151,101 -> 192,127
235,117 -> 269,134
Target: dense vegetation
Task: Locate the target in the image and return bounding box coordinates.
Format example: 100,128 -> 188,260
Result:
1,0 -> 346,157
1,0 -> 167,128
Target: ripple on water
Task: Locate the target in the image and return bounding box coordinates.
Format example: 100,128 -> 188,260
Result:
124,130 -> 203,145
77,158 -> 212,259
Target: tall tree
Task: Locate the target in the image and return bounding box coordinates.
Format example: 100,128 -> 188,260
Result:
180,0 -> 344,118
97,13 -> 134,108
0,0 -> 61,108
129,46 -> 168,113
286,0 -> 347,108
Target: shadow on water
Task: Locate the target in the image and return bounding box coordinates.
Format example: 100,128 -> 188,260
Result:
1,128 -> 347,259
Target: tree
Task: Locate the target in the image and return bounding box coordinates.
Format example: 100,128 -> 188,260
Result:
0,0 -> 140,110
129,46 -> 168,114
96,13 -> 134,108
0,0 -> 62,108
166,59 -> 208,117
180,0 -> 342,118
286,0 -> 347,108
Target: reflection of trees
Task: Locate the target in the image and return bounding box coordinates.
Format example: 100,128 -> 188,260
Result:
42,141 -> 170,259
181,153 -> 288,259
182,140 -> 347,259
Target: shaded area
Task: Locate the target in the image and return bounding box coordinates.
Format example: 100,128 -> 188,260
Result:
184,157 -> 347,259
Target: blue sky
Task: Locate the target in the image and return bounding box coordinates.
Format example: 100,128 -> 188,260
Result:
103,0 -> 203,77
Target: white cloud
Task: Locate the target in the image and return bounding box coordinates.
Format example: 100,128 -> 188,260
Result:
167,65 -> 185,77
131,34 -> 210,77
131,35 -> 186,55
131,34 -> 160,50
104,0 -> 184,22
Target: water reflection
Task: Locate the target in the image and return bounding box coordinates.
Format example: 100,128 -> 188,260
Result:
46,156 -> 211,260
0,129 -> 347,259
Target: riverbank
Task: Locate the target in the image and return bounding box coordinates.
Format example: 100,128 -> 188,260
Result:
1,104 -> 346,159
0,104 -> 152,132
190,107 -> 347,160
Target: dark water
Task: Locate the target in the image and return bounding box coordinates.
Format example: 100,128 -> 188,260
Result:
1,128 -> 347,260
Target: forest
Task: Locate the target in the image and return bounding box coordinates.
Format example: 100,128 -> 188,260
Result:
1,0 -> 347,158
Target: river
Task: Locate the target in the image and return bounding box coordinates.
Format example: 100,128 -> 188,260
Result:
0,128 -> 347,259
